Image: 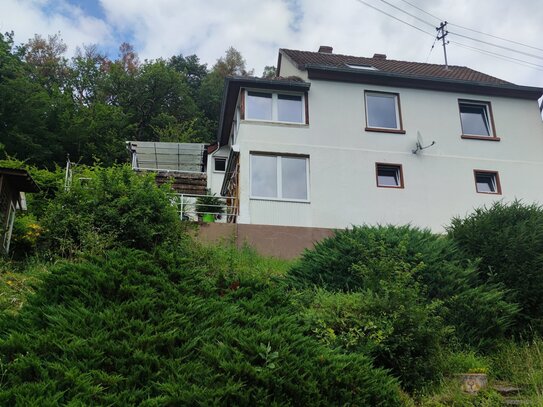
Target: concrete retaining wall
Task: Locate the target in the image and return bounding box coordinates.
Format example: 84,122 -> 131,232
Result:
196,222 -> 335,259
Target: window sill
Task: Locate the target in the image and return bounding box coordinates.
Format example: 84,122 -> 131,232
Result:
461,135 -> 501,141
243,120 -> 309,128
476,191 -> 501,195
365,127 -> 406,134
250,197 -> 310,204
377,185 -> 404,189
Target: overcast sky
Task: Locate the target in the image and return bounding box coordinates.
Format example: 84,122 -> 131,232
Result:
1,0 -> 542,87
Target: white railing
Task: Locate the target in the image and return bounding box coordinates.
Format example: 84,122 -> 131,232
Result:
171,193 -> 238,223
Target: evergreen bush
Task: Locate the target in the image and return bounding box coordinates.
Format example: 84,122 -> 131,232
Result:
289,226 -> 517,354
0,248 -> 403,405
448,200 -> 543,333
39,165 -> 183,256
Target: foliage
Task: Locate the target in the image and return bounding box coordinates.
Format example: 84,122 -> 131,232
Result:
10,215 -> 42,258
448,200 -> 543,333
195,189 -> 226,216
289,225 -> 517,349
39,165 -> 183,256
1,31 -> 254,167
0,248 -> 403,405
0,259 -> 48,315
298,246 -> 450,391
262,65 -> 276,78
489,337 -> 543,402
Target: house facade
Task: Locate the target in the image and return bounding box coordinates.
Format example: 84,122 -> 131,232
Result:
209,46 -> 543,232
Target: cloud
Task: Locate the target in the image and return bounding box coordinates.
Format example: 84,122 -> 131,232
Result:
1,0 -> 542,87
0,0 -> 114,55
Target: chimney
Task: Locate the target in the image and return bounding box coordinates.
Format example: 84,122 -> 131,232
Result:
373,53 -> 387,60
318,45 -> 333,53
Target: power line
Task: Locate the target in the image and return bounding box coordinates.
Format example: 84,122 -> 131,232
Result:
449,22 -> 543,53
396,0 -> 442,21
354,0 -> 543,73
355,0 -> 435,38
376,0 -> 435,28
450,31 -> 543,61
450,40 -> 543,71
425,37 -> 437,63
397,0 -> 543,54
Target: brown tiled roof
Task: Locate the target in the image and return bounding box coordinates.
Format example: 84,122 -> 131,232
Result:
281,49 -> 511,85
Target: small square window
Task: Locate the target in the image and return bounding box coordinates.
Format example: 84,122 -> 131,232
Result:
376,163 -> 404,188
474,170 -> 501,194
459,100 -> 496,138
365,92 -> 403,132
214,157 -> 226,172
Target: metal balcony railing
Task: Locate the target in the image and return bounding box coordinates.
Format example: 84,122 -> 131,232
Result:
171,193 -> 238,223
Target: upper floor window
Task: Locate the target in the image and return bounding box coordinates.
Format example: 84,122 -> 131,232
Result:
250,154 -> 309,201
459,100 -> 499,140
365,91 -> 405,133
245,91 -> 305,124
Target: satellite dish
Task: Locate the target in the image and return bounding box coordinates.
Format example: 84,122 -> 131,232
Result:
412,131 -> 436,154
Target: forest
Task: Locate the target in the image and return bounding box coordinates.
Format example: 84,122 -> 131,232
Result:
0,31 -> 272,168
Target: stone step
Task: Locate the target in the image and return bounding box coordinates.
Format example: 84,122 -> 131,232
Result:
493,385 -> 522,396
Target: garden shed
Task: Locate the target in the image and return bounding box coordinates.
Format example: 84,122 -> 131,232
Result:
0,167 -> 39,254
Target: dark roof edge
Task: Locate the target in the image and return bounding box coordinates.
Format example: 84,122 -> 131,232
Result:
216,76 -> 311,145
306,65 -> 543,100
0,167 -> 39,192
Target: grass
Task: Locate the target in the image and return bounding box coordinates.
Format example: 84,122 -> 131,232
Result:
490,337 -> 543,404
0,259 -> 49,315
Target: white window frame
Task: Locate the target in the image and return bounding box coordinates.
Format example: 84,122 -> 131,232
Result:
214,157 -> 227,173
365,91 -> 402,131
459,100 -> 495,138
346,64 -> 378,71
250,153 -> 310,202
245,90 -> 306,124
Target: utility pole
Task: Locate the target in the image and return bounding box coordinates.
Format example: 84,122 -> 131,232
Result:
436,21 -> 449,69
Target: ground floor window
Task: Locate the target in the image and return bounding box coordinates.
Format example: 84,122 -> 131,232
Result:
250,154 -> 309,201
474,170 -> 501,194
376,163 -> 404,188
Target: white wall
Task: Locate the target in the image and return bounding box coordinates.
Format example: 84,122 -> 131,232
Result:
207,145 -> 229,195
233,78 -> 543,232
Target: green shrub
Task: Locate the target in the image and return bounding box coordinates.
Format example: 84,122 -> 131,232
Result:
302,252 -> 449,391
0,248 -> 403,405
448,200 -> 543,333
39,165 -> 184,256
289,226 -> 517,349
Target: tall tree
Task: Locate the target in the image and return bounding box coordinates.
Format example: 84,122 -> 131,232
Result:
168,54 -> 208,93
212,46 -> 253,77
262,65 -> 276,79
22,33 -> 68,90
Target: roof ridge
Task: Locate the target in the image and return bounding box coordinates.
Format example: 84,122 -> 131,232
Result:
280,48 -> 469,70
280,48 -> 511,85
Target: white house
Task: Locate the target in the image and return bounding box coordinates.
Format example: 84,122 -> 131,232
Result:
209,46 -> 543,233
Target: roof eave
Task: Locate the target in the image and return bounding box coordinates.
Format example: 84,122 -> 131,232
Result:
305,65 -> 543,100
0,168 -> 39,193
